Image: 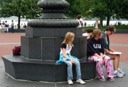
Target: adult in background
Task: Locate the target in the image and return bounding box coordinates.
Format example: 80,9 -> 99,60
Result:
1,21 -> 5,33
4,21 -> 9,32
0,20 -> 2,33
102,26 -> 125,78
94,20 -> 99,29
11,20 -> 14,33
76,14 -> 84,31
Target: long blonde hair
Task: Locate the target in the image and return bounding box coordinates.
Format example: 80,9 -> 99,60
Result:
62,32 -> 75,46
92,29 -> 102,38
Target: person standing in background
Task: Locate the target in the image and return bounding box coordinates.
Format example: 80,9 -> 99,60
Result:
11,20 -> 14,33
76,14 -> 84,31
4,21 -> 9,32
1,21 -> 5,33
0,20 -> 2,33
95,20 -> 99,29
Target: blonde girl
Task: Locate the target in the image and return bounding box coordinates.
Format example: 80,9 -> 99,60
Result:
56,32 -> 85,85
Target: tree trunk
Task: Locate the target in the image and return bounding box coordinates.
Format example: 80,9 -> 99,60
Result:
100,17 -> 103,27
18,15 -> 21,29
107,16 -> 110,26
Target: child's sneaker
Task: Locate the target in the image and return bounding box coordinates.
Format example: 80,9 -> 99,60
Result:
114,71 -> 124,78
118,68 -> 126,76
67,80 -> 73,85
76,79 -> 86,84
107,77 -> 115,82
99,78 -> 106,81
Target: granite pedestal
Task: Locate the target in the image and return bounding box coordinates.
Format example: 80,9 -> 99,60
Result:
2,0 -> 96,82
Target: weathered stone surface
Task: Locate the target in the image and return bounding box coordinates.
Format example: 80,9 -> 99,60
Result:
2,55 -> 96,82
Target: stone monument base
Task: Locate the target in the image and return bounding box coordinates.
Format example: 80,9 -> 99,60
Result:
2,55 -> 96,82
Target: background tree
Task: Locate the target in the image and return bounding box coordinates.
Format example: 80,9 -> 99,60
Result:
90,0 -> 128,26
66,0 -> 80,18
116,0 -> 128,19
0,0 -> 128,28
0,0 -> 40,29
66,0 -> 93,18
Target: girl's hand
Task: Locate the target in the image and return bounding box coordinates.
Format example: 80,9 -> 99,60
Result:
105,49 -> 111,54
99,56 -> 104,64
110,49 -> 115,52
61,48 -> 70,58
94,53 -> 101,58
70,58 -> 74,63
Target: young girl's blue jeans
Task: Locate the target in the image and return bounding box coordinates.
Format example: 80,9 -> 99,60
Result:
63,57 -> 81,80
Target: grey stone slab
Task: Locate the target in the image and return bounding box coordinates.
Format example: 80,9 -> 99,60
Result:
0,60 -> 128,87
2,55 -> 96,82
0,61 -> 128,87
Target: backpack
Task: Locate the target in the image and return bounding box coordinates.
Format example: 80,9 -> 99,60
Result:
12,46 -> 21,56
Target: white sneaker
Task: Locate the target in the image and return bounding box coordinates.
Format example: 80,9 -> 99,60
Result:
76,79 -> 86,84
118,68 -> 125,76
67,80 -> 73,85
114,71 -> 124,78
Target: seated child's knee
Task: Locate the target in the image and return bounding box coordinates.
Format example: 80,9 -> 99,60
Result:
67,62 -> 72,67
104,55 -> 111,60
75,61 -> 80,65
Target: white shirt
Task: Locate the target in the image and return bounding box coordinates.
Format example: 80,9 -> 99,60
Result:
77,18 -> 84,28
60,44 -> 73,54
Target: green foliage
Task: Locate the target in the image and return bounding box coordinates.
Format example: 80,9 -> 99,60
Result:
118,0 -> 128,19
0,0 -> 128,26
86,0 -> 128,25
0,0 -> 40,19
0,0 -> 40,29
66,0 -> 128,25
66,0 -> 93,18
66,0 -> 81,17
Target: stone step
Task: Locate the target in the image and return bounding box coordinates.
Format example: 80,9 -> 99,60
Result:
2,55 -> 96,82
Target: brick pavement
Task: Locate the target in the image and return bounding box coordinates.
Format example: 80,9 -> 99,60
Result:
0,33 -> 24,59
110,34 -> 128,63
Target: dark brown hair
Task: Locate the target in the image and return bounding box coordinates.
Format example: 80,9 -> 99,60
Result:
86,28 -> 94,33
76,14 -> 81,19
106,26 -> 116,32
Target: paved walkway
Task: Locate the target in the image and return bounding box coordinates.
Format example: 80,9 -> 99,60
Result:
0,33 -> 128,87
109,34 -> 128,63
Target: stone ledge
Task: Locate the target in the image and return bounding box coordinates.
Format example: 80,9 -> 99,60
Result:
2,55 -> 96,82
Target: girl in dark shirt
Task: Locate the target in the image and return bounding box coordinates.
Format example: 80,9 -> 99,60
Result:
87,29 -> 114,81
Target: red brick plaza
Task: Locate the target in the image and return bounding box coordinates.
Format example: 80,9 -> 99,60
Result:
0,33 -> 128,63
